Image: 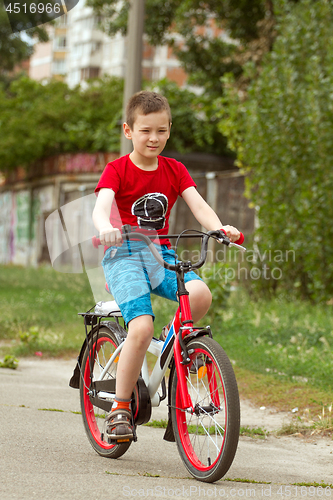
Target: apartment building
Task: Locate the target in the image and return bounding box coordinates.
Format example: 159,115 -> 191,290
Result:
29,14 -> 68,81
29,0 -> 187,87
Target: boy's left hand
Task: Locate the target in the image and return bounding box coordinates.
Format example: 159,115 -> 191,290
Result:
220,225 -> 240,243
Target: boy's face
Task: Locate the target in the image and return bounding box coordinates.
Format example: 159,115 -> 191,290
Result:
123,111 -> 171,164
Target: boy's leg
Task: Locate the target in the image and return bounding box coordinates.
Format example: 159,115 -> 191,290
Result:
183,280 -> 212,375
185,280 -> 212,323
116,314 -> 154,399
105,314 -> 154,442
102,245 -> 157,441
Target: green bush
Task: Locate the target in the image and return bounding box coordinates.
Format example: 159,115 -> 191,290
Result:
0,76 -> 123,172
219,0 -> 333,303
199,262 -> 231,322
0,355 -> 19,369
154,79 -> 229,155
0,76 -> 228,173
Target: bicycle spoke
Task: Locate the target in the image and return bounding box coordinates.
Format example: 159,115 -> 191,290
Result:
171,337 -> 240,481
197,418 -> 222,453
197,404 -> 226,435
80,327 -> 131,458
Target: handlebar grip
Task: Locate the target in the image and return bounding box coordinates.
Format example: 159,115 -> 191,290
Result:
92,236 -> 101,248
220,229 -> 244,245
235,232 -> 244,245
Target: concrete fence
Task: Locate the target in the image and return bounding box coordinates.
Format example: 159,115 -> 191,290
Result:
0,153 -> 254,267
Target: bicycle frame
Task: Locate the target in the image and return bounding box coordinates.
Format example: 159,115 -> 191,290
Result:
95,303 -> 191,410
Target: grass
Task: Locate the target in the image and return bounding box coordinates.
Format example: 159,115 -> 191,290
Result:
146,419 -> 267,438
276,414 -> 333,437
233,367 -> 333,418
145,420 -> 222,436
224,478 -> 271,484
145,419 -> 168,428
146,416 -> 333,440
1,264 -> 333,431
211,288 -> 333,393
292,482 -> 333,488
207,289 -> 333,421
239,426 -> 267,438
0,264 -> 94,357
38,408 -> 65,412
0,264 -> 172,358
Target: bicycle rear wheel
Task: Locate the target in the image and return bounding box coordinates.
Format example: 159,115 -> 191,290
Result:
79,325 -> 131,458
171,336 -> 240,483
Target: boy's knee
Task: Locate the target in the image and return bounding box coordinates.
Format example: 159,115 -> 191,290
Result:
187,281 -> 212,320
190,281 -> 211,303
202,286 -> 212,309
128,315 -> 154,347
206,287 -> 213,305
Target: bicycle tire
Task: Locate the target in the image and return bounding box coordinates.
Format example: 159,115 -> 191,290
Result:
170,336 -> 240,483
79,324 -> 131,458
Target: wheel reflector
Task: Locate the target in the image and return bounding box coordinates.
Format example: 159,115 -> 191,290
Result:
197,365 -> 207,379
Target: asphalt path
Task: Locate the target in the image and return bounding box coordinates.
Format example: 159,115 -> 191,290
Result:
0,358 -> 332,500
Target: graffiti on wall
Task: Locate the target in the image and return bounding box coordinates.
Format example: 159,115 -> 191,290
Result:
0,186 -> 52,266
0,192 -> 12,264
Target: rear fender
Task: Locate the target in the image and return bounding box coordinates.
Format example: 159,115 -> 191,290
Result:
69,320 -> 127,389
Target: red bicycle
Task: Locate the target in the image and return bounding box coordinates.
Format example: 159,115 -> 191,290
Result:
70,227 -> 245,483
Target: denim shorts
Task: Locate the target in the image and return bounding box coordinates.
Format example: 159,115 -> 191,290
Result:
101,240 -> 202,325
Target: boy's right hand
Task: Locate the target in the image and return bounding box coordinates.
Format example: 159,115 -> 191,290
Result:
99,226 -> 123,247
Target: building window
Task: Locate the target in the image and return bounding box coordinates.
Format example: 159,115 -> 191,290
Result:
69,69 -> 81,86
81,67 -> 100,80
53,59 -> 66,75
93,16 -> 102,27
81,17 -> 93,30
73,44 -> 83,58
55,36 -> 67,49
91,41 -> 102,54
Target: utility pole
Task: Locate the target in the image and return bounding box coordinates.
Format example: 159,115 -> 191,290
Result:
120,0 -> 145,156
205,172 -> 218,263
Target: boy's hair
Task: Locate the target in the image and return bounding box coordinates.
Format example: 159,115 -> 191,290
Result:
126,91 -> 172,129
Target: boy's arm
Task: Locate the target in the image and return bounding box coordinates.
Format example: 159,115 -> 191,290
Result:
92,188 -> 122,246
181,186 -> 240,242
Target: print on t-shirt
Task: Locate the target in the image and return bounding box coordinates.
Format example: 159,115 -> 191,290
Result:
131,193 -> 168,230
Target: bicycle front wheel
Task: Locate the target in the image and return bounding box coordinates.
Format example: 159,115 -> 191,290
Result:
79,325 -> 131,458
171,336 -> 240,483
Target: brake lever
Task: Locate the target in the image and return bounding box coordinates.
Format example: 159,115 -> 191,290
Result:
228,241 -> 247,252
215,234 -> 247,252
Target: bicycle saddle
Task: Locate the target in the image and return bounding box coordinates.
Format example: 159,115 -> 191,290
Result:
94,300 -> 122,317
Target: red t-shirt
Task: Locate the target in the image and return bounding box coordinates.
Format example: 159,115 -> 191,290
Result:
95,154 -> 196,247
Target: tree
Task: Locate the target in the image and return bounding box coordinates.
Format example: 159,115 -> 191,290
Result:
0,2 -> 49,86
0,75 -> 228,173
86,0 -> 279,96
154,79 -> 229,154
219,0 -> 333,302
0,76 -> 123,171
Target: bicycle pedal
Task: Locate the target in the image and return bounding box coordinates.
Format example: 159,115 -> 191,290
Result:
107,436 -> 133,444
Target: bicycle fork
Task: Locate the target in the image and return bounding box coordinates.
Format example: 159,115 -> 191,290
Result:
173,283 -> 197,412
173,289 -> 221,413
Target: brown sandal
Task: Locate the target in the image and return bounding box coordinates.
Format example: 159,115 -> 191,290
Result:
105,408 -> 134,443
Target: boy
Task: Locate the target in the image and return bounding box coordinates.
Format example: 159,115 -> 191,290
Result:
93,90 -> 240,442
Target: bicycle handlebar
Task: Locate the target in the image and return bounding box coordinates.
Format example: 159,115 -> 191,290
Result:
92,226 -> 245,272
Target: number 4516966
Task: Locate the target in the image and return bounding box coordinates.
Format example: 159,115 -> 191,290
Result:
276,486 -> 332,497
5,3 -> 61,14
